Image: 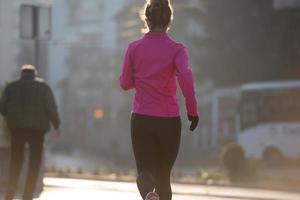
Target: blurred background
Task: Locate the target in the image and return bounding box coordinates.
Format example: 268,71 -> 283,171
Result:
1,0 -> 300,196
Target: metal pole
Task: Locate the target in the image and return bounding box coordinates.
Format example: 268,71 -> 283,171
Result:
34,6 -> 40,73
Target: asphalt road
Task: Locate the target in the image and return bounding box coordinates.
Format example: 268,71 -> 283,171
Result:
36,177 -> 300,200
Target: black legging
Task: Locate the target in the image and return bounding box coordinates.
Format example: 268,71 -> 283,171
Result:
131,113 -> 181,200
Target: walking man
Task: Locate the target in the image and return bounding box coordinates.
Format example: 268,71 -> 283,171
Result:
0,64 -> 61,200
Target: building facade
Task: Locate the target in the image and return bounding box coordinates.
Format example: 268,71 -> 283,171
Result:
0,0 -> 52,87
49,0 -> 135,160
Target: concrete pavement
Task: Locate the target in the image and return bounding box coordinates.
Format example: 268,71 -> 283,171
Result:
39,177 -> 300,200
1,177 -> 300,200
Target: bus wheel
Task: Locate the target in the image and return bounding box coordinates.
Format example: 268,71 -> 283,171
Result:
263,146 -> 283,166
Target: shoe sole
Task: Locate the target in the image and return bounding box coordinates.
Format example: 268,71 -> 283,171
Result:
145,192 -> 159,200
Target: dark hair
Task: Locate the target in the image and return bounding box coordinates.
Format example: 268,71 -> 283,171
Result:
143,0 -> 173,31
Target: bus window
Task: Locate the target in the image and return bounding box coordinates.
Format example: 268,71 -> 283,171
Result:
240,87 -> 300,130
260,89 -> 300,123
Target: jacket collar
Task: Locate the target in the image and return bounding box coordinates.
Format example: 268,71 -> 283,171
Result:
21,73 -> 35,80
144,31 -> 168,38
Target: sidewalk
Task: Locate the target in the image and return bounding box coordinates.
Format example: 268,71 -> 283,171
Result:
42,177 -> 300,200
172,183 -> 300,200
251,167 -> 300,192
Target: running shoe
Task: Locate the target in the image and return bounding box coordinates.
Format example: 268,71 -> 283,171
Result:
145,192 -> 159,200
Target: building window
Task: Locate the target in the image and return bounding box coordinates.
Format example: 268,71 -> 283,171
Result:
20,5 -> 51,39
20,5 -> 37,39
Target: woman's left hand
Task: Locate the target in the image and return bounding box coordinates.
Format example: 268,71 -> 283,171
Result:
188,115 -> 199,131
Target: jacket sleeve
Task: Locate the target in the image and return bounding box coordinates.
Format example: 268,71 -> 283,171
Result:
45,85 -> 60,129
0,86 -> 8,117
175,46 -> 198,117
119,45 -> 135,90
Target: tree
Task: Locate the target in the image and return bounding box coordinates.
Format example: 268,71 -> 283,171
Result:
172,0 -> 300,87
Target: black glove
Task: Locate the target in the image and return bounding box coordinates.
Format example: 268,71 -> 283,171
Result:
188,115 -> 199,131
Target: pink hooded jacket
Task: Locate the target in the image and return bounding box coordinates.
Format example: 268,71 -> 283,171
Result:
119,32 -> 198,117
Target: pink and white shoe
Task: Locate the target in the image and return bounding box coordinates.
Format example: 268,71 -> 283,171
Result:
145,192 -> 159,200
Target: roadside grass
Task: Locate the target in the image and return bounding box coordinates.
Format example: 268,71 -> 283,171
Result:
44,165 -> 231,185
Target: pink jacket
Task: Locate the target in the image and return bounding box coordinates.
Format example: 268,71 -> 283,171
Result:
119,32 -> 198,117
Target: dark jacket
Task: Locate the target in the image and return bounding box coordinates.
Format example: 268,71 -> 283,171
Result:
0,73 -> 60,133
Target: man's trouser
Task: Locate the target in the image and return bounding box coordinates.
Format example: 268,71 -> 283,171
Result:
5,129 -> 44,200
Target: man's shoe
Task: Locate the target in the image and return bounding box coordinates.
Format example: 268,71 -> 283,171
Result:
145,192 -> 159,200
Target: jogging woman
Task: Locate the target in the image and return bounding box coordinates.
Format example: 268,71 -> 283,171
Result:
119,0 -> 199,199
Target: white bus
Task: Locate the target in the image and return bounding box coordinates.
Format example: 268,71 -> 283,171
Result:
238,81 -> 300,161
